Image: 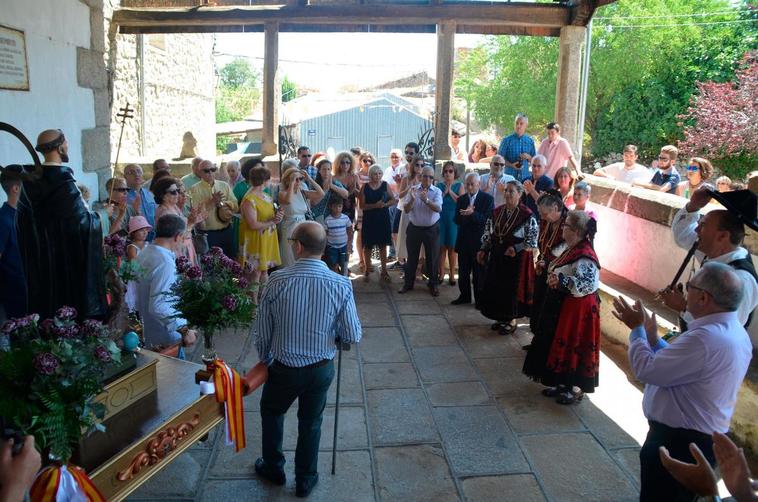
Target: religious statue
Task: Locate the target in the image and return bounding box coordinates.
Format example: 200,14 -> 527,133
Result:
14,129 -> 107,320
179,131 -> 198,159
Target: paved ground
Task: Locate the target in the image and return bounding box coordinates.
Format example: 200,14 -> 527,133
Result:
130,266 -> 650,502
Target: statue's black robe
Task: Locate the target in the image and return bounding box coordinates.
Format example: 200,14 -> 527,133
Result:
16,164 -> 107,320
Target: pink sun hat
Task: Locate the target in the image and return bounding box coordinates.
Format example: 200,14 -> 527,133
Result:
128,215 -> 152,234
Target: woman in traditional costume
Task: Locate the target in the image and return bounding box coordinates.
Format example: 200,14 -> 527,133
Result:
477,180 -> 538,335
528,191 -> 568,337
523,210 -> 601,404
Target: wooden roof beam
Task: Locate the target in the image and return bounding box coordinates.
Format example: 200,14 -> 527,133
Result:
113,4 -> 571,33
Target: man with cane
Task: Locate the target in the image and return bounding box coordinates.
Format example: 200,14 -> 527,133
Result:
253,221 -> 362,498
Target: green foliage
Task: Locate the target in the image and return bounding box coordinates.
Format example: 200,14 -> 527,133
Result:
282,75 -> 298,103
216,58 -> 261,125
0,311 -> 122,460
454,0 -> 757,163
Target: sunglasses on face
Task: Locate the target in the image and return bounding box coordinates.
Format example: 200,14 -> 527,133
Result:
405,151 -> 415,156
301,154 -> 312,158
415,162 -> 425,167
166,189 -> 179,195
444,170 -> 455,174
492,162 -> 505,167
362,159 -> 373,164
295,177 -> 304,182
687,165 -> 700,172
203,168 -> 218,173
658,156 -> 670,161
113,187 -> 129,193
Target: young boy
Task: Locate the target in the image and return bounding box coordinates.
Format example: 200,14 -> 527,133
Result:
323,196 -> 353,276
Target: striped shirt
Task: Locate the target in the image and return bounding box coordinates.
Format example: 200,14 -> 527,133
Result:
324,213 -> 351,247
253,258 -> 362,367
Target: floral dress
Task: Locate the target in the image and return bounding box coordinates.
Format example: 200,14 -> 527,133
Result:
239,191 -> 281,272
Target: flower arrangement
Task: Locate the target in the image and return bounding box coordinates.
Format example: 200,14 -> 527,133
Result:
103,233 -> 143,284
169,247 -> 256,360
0,307 -> 122,460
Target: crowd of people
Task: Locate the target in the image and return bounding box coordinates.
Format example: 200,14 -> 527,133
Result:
1,122 -> 757,501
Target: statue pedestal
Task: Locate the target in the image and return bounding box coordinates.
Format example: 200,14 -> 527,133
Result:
74,351 -> 224,501
92,352 -> 157,423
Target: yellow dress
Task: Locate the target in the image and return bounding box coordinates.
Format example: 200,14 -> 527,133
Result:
238,191 -> 281,271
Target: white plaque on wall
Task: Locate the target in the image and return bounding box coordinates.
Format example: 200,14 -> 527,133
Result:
0,25 -> 30,91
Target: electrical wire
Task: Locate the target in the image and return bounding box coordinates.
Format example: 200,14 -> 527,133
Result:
595,18 -> 757,29
594,9 -> 753,20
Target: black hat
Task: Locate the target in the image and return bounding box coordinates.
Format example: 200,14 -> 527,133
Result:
707,188 -> 758,231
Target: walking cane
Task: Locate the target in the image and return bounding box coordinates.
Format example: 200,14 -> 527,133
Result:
331,338 -> 349,475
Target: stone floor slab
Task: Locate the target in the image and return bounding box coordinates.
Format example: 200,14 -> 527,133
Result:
401,315 -> 458,347
441,305 -> 494,327
355,292 -> 390,304
412,345 -> 478,383
374,445 -> 458,502
433,406 -> 528,475
327,357 -> 364,405
521,432 -> 639,502
209,413 -> 261,478
475,357 -> 541,396
461,474 -> 547,502
363,363 -> 419,389
456,325 -> 525,359
131,450 -> 210,499
359,328 -> 411,363
497,394 -> 586,434
396,300 -> 442,315
283,405 -> 368,451
358,303 -> 397,327
367,389 -> 438,444
426,382 -> 491,407
612,447 -> 642,489
574,398 -> 640,450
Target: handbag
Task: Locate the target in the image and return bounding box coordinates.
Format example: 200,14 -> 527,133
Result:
302,192 -> 315,221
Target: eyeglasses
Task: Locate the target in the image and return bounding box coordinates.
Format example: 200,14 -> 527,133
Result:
687,165 -> 700,172
685,281 -> 709,295
166,189 -> 179,195
657,156 -> 670,161
492,162 -> 505,167
112,187 -> 129,192
203,168 -> 218,173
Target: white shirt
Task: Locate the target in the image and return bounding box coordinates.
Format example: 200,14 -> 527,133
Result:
480,172 -> 516,208
672,207 -> 758,330
135,244 -> 187,347
601,162 -> 651,184
404,184 -> 443,227
382,164 -> 407,194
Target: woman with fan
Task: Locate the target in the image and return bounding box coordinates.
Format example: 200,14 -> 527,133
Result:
476,180 -> 538,335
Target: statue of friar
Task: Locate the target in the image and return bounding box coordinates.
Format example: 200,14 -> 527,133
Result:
15,129 -> 107,320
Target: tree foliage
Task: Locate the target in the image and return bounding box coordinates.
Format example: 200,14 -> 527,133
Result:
455,0 -> 757,164
216,58 -> 260,124
679,51 -> 758,179
282,75 -> 298,103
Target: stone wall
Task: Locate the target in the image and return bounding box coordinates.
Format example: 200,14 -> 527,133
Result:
108,30 -> 215,168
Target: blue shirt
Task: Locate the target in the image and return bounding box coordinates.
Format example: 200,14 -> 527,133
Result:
254,258 -> 362,367
127,186 -> 156,241
650,169 -> 681,194
0,203 -> 26,318
324,213 -> 351,247
498,133 -> 536,181
522,175 -> 555,215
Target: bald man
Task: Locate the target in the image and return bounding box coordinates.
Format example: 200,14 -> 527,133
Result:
14,129 -> 107,319
253,221 -> 362,497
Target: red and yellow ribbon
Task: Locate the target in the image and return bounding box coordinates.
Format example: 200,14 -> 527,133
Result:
30,464 -> 105,502
211,359 -> 246,452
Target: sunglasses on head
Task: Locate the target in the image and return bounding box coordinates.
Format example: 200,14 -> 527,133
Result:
203,168 -> 218,173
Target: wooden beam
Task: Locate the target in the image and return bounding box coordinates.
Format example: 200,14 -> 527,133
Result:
113,4 -> 571,32
434,22 -> 455,161
261,22 -> 280,156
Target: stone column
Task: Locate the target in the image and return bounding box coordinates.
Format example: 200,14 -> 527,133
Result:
434,22 -> 455,161
554,25 -> 585,154
261,22 -> 280,157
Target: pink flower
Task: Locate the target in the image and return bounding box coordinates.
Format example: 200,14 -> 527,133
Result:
238,277 -> 250,289
55,306 -> 77,321
94,346 -> 112,362
185,265 -> 202,280
176,256 -> 191,274
222,295 -> 237,311
210,247 -> 224,256
33,352 -> 60,375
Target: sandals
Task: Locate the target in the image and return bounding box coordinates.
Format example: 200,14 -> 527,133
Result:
556,389 -> 584,405
541,386 -> 564,398
490,322 -> 503,331
498,321 -> 517,336
381,271 -> 391,283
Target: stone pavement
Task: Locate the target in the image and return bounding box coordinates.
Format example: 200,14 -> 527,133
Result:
129,268 -> 648,502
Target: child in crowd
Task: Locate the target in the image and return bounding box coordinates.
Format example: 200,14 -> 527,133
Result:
323,196 -> 353,276
125,216 -> 151,311
571,181 -> 597,243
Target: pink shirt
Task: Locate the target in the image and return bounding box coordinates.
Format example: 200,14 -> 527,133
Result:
538,137 -> 574,179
